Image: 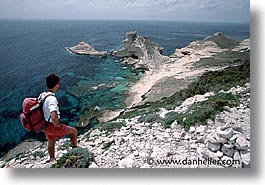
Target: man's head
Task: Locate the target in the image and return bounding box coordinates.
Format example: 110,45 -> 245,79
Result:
46,74 -> 60,92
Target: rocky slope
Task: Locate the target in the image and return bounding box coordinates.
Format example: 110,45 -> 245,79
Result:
0,83 -> 250,168
0,32 -> 250,168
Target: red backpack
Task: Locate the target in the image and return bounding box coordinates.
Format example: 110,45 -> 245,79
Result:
19,94 -> 54,133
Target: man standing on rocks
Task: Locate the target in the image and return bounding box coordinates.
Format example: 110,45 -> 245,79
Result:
38,74 -> 78,162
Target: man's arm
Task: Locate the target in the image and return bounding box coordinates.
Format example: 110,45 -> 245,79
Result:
50,111 -> 61,127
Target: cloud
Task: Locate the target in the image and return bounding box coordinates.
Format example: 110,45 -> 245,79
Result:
0,0 -> 249,22
118,0 -> 249,11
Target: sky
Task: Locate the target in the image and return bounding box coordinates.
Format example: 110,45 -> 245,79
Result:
0,0 -> 250,23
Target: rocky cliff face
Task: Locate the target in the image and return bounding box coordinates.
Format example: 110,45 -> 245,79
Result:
112,31 -> 169,70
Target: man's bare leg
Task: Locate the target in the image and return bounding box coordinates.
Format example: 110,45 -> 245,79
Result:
48,139 -> 56,159
68,127 -> 78,148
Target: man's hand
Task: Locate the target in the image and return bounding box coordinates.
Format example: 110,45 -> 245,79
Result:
50,111 -> 61,127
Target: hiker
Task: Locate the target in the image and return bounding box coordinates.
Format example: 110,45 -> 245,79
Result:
38,74 -> 77,162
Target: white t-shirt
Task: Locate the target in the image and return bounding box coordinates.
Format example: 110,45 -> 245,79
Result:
38,92 -> 60,122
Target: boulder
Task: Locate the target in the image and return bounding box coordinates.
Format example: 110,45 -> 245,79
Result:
235,135 -> 250,150
217,126 -> 234,139
240,151 -> 250,168
221,144 -> 235,158
207,141 -> 221,152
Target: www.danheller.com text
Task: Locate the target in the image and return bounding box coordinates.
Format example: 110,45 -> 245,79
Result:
145,157 -> 241,167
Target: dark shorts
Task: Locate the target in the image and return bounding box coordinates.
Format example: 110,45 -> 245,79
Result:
43,123 -> 72,141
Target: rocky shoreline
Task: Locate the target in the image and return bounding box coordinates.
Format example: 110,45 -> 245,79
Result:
0,32 -> 250,168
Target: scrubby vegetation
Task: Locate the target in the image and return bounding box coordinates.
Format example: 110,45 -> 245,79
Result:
98,120 -> 126,134
204,33 -> 240,49
160,93 -> 240,130
137,112 -> 161,123
195,50 -> 250,68
52,147 -> 93,168
116,61 -> 250,130
102,140 -> 115,150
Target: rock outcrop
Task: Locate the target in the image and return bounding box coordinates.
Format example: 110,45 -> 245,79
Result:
203,32 -> 240,49
111,31 -> 169,70
170,40 -> 227,60
170,32 -> 243,62
232,39 -> 250,52
67,41 -> 107,57
170,32 -> 240,61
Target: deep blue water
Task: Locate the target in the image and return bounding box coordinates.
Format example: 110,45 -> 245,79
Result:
0,19 -> 250,155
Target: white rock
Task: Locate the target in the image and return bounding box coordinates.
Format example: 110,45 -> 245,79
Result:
207,141 -> 221,152
217,127 -> 234,139
32,162 -> 45,168
212,134 -> 228,144
240,151 -> 250,167
90,162 -> 100,168
13,163 -> 26,168
184,135 -> 190,141
118,155 -> 134,168
170,121 -> 178,129
25,164 -> 34,168
134,151 -> 139,157
90,129 -> 101,137
206,133 -> 218,144
221,144 -> 235,158
216,151 -> 224,158
0,161 -> 5,168
235,135 -> 249,150
196,125 -> 207,134
162,132 -> 170,138
189,126 -> 196,133
190,143 -> 197,150
140,163 -> 151,168
201,148 -> 219,160
233,150 -> 242,168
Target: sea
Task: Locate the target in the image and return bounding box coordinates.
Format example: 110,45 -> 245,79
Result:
0,19 -> 250,156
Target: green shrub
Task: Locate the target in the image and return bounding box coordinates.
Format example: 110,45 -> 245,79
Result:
158,93 -> 239,130
138,113 -> 161,123
160,111 -> 183,129
102,140 -> 115,150
52,147 -> 93,168
98,121 -> 126,134
184,62 -> 250,99
57,141 -> 71,151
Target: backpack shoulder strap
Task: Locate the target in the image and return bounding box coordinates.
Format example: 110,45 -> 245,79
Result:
40,94 -> 55,122
41,94 -> 55,104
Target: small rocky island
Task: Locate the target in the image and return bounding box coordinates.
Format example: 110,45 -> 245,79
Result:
67,41 -> 107,57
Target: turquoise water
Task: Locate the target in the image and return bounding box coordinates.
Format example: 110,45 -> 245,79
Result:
0,19 -> 250,155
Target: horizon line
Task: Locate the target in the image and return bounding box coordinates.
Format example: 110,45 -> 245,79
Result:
0,18 -> 250,24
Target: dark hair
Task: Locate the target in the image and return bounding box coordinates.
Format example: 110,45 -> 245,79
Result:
46,74 -> 60,89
